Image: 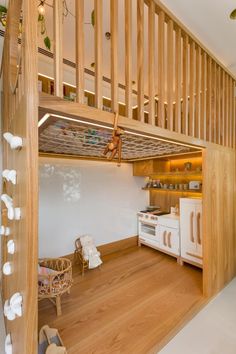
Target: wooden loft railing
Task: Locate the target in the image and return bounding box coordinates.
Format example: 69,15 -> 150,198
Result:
48,0 -> 236,148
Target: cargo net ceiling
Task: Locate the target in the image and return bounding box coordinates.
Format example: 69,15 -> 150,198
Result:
39,119 -> 197,160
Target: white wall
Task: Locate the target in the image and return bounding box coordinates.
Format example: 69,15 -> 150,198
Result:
39,158 -> 148,258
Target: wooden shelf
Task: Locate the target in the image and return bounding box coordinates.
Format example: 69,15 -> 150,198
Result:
142,187 -> 202,193
150,171 -> 202,177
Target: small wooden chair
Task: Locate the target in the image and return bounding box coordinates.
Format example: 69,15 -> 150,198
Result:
73,237 -> 89,276
38,258 -> 73,316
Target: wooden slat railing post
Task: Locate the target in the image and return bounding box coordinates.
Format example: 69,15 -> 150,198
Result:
75,0 -> 84,104
167,18 -> 174,130
206,56 -> 212,142
148,0 -> 155,125
233,83 -> 236,149
229,77 -> 233,148
94,0 -> 103,109
225,74 -> 229,147
158,10 -> 165,128
189,40 -> 195,136
125,0 -> 132,118
175,26 -> 181,133
222,71 -> 226,146
110,0 -> 118,113
53,0 -> 63,98
200,51 -> 206,140
182,33 -> 189,135
220,68 -> 224,145
137,0 -> 144,122
195,45 -> 201,139
216,65 -> 221,144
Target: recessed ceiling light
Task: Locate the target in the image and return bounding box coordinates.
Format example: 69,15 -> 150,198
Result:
230,9 -> 236,20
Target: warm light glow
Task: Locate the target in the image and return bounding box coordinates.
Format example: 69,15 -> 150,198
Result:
38,2 -> 45,16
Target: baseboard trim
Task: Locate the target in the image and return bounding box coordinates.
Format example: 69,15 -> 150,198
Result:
63,236 -> 138,261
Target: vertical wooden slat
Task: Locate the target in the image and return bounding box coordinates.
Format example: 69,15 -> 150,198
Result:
221,69 -> 225,145
216,65 -> 221,144
125,0 -> 132,118
182,33 -> 189,135
110,0 -> 118,112
158,10 -> 165,128
137,0 -> 144,122
94,0 -> 103,109
225,74 -> 229,146
233,82 -> 236,149
167,19 -> 174,130
189,40 -> 195,136
148,0 -> 155,125
195,45 -> 201,139
53,0 -> 63,97
175,27 -> 181,133
200,51 -> 206,140
206,56 -> 212,142
75,0 -> 84,104
229,76 -> 233,148
212,61 -> 217,143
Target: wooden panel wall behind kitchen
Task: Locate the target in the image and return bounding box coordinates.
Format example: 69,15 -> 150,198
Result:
203,146 -> 236,297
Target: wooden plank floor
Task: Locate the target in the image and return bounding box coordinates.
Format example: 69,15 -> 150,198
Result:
38,246 -> 204,354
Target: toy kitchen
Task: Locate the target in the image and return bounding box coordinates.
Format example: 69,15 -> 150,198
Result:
138,198 -> 203,268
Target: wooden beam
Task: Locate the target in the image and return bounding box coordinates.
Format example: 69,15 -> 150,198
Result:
216,65 -> 221,144
137,0 -> 144,122
167,19 -> 174,130
53,0 -> 63,97
148,0 -> 155,125
94,0 -> 103,109
75,0 -> 84,104
110,0 -> 118,112
175,27 -> 181,134
125,0 -> 132,118
229,76 -> 233,148
225,74 -> 229,147
158,10 -> 165,128
233,83 -> 236,149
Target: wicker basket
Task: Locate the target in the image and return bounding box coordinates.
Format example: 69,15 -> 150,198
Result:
38,258 -> 73,316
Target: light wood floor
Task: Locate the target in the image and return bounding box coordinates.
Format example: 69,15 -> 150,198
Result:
38,246 -> 204,354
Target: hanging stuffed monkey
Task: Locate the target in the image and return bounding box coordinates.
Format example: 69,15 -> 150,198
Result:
103,112 -> 124,166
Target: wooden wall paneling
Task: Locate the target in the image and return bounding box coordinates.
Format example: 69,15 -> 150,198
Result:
203,147 -> 236,297
211,61 -> 217,143
182,33 -> 189,135
148,0 -> 155,125
167,19 -> 174,130
206,56 -> 212,142
189,40 -> 195,137
137,0 -> 144,122
195,45 -> 201,139
158,10 -> 165,128
125,0 -> 132,118
75,0 -> 84,104
175,26 -> 181,133
200,51 -> 206,140
2,0 -> 39,352
53,0 -> 63,97
94,0 -> 103,109
110,0 -> 118,113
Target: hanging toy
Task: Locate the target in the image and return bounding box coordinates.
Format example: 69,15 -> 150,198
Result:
103,112 -> 124,166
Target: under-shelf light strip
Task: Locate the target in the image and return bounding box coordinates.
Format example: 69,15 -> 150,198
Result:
38,113 -> 202,150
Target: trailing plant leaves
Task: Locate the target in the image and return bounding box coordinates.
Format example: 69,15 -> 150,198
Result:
0,5 -> 7,13
91,10 -> 95,27
44,36 -> 51,51
38,14 -> 44,22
